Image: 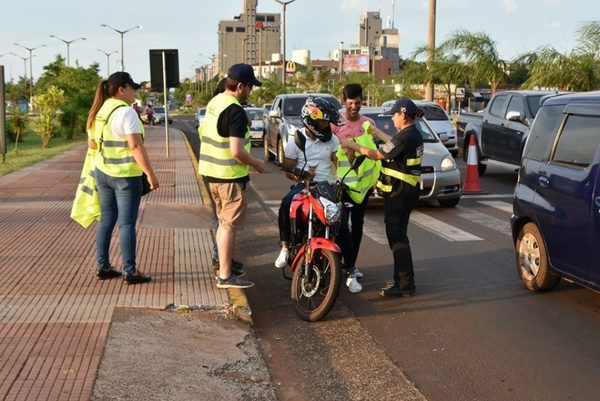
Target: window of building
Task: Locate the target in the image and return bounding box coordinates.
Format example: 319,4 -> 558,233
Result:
225,26 -> 233,32
267,15 -> 275,22
256,15 -> 265,22
236,27 -> 245,33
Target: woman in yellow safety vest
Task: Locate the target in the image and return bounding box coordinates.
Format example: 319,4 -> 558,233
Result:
86,72 -> 159,285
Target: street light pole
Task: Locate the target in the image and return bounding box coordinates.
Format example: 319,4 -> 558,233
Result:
98,49 -> 117,77
425,0 -> 436,101
100,24 -> 142,71
13,43 -> 46,112
339,41 -> 344,77
274,0 -> 296,86
49,35 -> 86,67
9,53 -> 28,81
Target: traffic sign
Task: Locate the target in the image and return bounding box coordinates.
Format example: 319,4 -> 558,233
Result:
455,87 -> 466,100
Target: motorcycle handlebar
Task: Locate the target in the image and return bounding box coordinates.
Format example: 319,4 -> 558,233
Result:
280,165 -> 311,180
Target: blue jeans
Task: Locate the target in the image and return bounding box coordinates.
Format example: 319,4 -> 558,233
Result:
95,169 -> 142,274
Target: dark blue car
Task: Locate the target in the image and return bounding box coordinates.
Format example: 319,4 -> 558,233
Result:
512,91 -> 600,292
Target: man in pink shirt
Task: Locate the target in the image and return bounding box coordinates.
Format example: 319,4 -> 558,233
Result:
332,84 -> 379,293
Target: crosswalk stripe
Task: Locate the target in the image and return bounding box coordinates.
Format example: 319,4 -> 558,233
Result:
478,200 -> 513,213
410,211 -> 483,241
455,206 -> 512,237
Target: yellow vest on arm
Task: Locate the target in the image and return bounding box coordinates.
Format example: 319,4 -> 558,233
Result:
91,98 -> 145,178
337,133 -> 381,203
198,93 -> 251,179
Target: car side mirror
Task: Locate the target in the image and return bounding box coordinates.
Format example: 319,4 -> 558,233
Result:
268,110 -> 280,118
294,130 -> 306,152
506,110 -> 524,123
439,133 -> 449,143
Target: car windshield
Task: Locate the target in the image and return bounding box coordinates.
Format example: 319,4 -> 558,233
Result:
198,109 -> 206,116
420,105 -> 448,121
526,95 -> 544,117
283,96 -> 342,116
362,113 -> 438,143
154,107 -> 165,113
246,109 -> 263,120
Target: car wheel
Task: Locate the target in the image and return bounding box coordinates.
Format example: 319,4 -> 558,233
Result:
515,222 -> 560,291
277,139 -> 285,165
438,197 -> 460,208
264,135 -> 275,162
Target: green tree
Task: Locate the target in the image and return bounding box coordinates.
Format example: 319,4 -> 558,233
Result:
410,45 -> 470,109
7,107 -> 29,154
35,56 -> 101,139
32,85 -> 65,148
523,21 -> 600,91
249,72 -> 287,106
442,30 -> 507,92
6,77 -> 29,104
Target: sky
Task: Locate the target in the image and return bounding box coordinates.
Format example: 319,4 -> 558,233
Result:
0,0 -> 596,84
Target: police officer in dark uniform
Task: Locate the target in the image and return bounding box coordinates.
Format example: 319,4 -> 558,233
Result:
339,98 -> 424,297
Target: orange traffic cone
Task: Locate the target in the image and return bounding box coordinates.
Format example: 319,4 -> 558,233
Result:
463,135 -> 486,194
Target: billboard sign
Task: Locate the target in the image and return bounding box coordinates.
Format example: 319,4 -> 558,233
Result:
343,54 -> 369,73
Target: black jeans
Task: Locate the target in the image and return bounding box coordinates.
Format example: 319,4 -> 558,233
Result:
384,193 -> 419,290
278,183 -> 305,243
342,189 -> 372,263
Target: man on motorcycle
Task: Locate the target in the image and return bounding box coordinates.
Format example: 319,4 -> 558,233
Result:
274,97 -> 359,292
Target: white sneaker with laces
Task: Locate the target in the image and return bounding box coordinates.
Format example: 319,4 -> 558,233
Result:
346,274 -> 363,293
353,267 -> 364,278
275,248 -> 289,269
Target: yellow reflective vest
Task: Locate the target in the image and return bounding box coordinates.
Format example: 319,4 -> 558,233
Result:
376,126 -> 423,197
337,133 -> 381,203
91,98 -> 144,178
198,93 -> 251,179
70,148 -> 101,228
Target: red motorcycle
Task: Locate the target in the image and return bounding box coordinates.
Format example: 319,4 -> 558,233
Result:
282,134 -> 365,321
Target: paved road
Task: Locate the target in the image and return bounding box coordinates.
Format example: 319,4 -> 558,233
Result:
176,115 -> 600,401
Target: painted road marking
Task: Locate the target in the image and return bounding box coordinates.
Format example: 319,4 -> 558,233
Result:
478,200 -> 513,214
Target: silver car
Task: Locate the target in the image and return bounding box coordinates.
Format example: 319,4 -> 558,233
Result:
360,107 -> 462,207
245,107 -> 264,145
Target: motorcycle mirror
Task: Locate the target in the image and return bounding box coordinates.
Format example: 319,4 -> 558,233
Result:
294,131 -> 306,153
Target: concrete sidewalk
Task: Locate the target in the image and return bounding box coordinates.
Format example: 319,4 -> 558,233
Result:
0,127 -> 253,400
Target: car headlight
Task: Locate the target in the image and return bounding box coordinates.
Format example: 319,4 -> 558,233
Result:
319,196 -> 341,225
440,154 -> 457,172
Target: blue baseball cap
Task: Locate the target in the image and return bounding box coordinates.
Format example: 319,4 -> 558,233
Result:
227,63 -> 262,87
389,97 -> 420,117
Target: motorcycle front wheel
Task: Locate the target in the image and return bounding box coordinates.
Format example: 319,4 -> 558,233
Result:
291,248 -> 341,322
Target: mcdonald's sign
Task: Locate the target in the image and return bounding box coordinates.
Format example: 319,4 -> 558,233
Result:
285,61 -> 296,73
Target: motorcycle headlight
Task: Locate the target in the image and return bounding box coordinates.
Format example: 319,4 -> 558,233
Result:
319,196 -> 341,224
440,154 -> 457,172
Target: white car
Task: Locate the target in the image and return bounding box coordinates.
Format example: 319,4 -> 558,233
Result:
361,107 -> 462,207
245,107 -> 264,145
383,100 -> 458,157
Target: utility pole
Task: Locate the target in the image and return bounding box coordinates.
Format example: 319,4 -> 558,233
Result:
425,0 -> 436,101
339,41 -> 344,77
275,0 -> 296,86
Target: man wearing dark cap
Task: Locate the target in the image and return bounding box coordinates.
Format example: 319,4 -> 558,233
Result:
340,97 -> 424,297
198,63 -> 265,289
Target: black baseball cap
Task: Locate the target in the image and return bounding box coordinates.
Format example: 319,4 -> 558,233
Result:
389,97 -> 420,117
107,71 -> 141,90
227,63 -> 262,87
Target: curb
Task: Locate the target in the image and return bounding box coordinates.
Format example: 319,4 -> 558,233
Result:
180,130 -> 253,324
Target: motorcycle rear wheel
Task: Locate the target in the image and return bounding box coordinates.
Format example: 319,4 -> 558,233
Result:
291,249 -> 341,322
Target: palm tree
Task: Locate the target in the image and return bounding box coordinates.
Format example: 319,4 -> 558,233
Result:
8,106 -> 29,154
442,30 -> 507,93
523,21 -> 600,91
411,45 -> 470,110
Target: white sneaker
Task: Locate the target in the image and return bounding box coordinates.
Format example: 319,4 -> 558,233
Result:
346,275 -> 363,293
352,267 -> 364,278
275,248 -> 289,269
